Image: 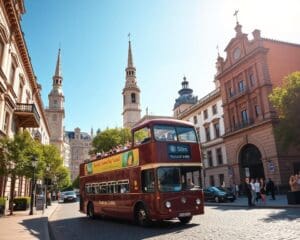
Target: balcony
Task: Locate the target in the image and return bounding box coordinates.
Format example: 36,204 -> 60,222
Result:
14,103 -> 40,128
227,87 -> 249,103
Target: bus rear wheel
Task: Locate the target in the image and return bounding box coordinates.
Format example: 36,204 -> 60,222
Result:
135,206 -> 151,227
178,216 -> 192,224
87,202 -> 95,219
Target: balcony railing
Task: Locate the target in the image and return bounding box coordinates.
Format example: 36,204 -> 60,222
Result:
14,103 -> 40,128
228,87 -> 249,102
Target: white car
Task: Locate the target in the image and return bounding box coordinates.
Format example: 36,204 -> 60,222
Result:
59,191 -> 77,203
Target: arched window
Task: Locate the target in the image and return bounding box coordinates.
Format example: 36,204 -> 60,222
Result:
131,93 -> 136,103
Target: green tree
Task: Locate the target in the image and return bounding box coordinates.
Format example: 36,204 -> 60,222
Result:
56,165 -> 71,190
92,127 -> 131,153
269,71 -> 300,150
0,130 -> 41,215
72,175 -> 79,189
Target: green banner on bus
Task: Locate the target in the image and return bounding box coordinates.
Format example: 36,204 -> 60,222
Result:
85,149 -> 139,175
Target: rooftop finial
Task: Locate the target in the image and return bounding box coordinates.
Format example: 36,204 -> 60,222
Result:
216,45 -> 220,57
233,9 -> 239,24
128,32 -> 131,41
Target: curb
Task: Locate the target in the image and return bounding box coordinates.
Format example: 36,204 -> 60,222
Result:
205,203 -> 300,209
47,203 -> 60,240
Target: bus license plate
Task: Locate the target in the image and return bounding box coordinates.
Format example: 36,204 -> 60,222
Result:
179,212 -> 191,217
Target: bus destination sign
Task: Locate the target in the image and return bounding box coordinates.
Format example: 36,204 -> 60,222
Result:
168,144 -> 191,160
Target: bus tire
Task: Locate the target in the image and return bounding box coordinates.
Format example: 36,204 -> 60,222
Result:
178,216 -> 192,224
135,205 -> 151,227
87,202 -> 95,219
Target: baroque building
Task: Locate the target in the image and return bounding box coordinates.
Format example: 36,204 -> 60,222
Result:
216,22 -> 300,188
0,0 -> 50,198
122,39 -> 141,128
174,78 -> 228,188
65,128 -> 92,181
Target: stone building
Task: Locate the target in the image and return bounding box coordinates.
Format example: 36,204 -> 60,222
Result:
174,78 -> 228,188
0,0 -> 50,198
122,39 -> 141,128
215,22 -> 300,188
65,128 -> 92,181
45,49 -> 67,161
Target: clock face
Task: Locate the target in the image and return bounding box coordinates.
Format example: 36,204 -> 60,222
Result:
233,47 -> 241,60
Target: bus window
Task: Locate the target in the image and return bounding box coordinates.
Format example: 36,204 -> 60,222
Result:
117,180 -> 129,193
134,127 -> 151,146
108,182 -> 117,194
180,167 -> 202,190
157,167 -> 181,192
141,169 -> 155,193
176,127 -> 197,142
99,183 -> 107,194
153,125 -> 177,142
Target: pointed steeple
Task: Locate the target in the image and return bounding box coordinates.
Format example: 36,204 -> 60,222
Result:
54,48 -> 62,78
127,40 -> 134,68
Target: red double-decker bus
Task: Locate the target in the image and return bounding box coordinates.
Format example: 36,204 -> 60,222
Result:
79,118 -> 204,226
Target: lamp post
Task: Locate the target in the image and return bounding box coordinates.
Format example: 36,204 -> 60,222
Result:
45,165 -> 50,209
29,156 -> 38,215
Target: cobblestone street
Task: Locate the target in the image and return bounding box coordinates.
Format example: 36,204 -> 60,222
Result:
49,203 -> 300,240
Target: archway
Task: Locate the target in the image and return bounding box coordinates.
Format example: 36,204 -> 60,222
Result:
239,144 -> 265,180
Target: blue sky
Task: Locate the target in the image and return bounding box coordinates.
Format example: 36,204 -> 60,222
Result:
21,0 -> 300,133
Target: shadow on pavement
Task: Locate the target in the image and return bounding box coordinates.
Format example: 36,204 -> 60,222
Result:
49,216 -> 199,240
261,208 -> 300,222
20,217 -> 48,240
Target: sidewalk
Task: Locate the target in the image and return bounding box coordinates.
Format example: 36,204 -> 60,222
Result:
205,194 -> 300,208
0,202 -> 59,240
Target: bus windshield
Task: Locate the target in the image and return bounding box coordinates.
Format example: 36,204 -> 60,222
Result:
153,125 -> 197,142
157,166 -> 201,192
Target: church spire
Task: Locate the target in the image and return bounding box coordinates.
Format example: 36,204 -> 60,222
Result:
54,48 -> 62,78
127,36 -> 134,68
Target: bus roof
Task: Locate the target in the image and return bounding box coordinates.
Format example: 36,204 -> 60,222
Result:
132,118 -> 194,131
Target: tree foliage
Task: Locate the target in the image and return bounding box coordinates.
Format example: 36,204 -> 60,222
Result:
92,127 -> 131,153
269,71 -> 300,149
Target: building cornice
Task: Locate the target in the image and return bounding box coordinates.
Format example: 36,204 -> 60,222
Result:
3,0 -> 50,136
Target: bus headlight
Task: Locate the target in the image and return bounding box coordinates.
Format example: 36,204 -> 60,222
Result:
165,201 -> 171,208
196,198 -> 201,205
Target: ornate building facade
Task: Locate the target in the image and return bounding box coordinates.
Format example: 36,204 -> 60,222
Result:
0,0 -> 50,198
122,39 -> 141,128
174,78 -> 229,188
216,22 -> 300,188
65,128 -> 92,181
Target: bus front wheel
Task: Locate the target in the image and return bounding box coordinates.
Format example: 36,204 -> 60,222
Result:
178,216 -> 192,224
135,206 -> 151,227
87,202 -> 95,219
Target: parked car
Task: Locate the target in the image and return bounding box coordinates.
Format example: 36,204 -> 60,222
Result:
216,187 -> 236,201
59,191 -> 77,203
203,186 -> 235,203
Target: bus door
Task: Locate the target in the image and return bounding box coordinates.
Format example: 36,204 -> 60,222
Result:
141,169 -> 157,215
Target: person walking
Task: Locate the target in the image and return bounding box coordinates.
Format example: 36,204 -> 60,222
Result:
260,178 -> 266,204
266,178 -> 276,200
254,178 -> 261,203
250,178 -> 256,205
244,178 -> 253,207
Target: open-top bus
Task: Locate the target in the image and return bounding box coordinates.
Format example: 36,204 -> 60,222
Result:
79,118 -> 204,226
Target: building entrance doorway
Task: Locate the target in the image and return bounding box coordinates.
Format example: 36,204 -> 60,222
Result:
239,144 -> 264,180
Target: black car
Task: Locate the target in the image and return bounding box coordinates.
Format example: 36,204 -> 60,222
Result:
203,186 -> 235,203
216,187 -> 236,201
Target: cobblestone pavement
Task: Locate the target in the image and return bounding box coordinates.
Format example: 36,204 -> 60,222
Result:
49,203 -> 300,240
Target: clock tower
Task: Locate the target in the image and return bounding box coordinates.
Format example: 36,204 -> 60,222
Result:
45,49 -> 65,154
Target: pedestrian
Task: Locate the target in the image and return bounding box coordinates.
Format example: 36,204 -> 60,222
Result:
266,178 -> 276,200
254,178 -> 261,203
244,177 -> 253,207
250,178 -> 256,205
235,184 -> 240,198
260,178 -> 266,204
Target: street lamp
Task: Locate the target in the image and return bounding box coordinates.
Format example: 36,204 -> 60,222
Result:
45,165 -> 50,209
29,156 -> 38,215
